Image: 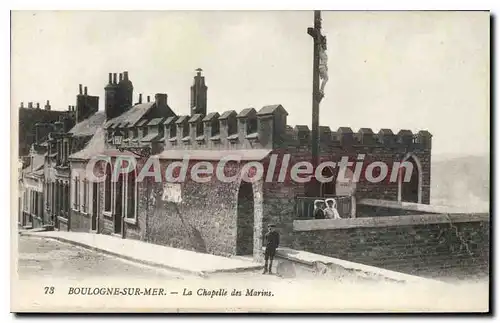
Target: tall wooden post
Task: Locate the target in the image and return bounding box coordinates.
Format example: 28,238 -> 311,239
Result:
307,10 -> 323,197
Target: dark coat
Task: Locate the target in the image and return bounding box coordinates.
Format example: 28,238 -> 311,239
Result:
265,231 -> 280,249
314,208 -> 325,219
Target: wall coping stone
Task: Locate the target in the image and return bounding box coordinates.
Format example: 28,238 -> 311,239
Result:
263,247 -> 446,285
359,198 -> 489,214
293,213 -> 489,231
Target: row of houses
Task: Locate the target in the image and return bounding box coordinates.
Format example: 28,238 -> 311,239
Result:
18,69 -> 432,260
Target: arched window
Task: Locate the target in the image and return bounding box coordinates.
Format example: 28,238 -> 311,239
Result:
320,166 -> 336,197
104,162 -> 112,212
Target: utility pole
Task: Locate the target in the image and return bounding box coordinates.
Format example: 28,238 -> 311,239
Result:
307,10 -> 323,197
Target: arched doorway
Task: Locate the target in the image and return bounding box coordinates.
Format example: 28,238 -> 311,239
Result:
236,181 -> 254,255
320,166 -> 336,197
399,154 -> 422,203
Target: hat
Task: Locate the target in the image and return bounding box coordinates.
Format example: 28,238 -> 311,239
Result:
268,224 -> 276,228
314,199 -> 324,205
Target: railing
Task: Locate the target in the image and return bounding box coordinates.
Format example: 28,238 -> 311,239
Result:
295,195 -> 353,219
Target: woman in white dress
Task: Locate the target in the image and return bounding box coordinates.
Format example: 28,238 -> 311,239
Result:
324,198 -> 341,219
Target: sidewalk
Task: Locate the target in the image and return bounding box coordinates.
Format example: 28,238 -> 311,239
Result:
20,231 -> 262,277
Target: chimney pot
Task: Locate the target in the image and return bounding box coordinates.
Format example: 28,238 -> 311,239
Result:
36,102 -> 40,109
113,73 -> 117,84
84,86 -> 88,95
20,102 -> 24,108
108,73 -> 112,84
119,73 -> 123,82
147,96 -> 150,102
28,102 -> 33,109
79,84 -> 83,94
124,71 -> 129,81
139,93 -> 142,104
68,105 -> 71,111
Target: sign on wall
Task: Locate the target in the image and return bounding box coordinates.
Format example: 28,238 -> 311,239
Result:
336,168 -> 357,196
162,183 -> 182,203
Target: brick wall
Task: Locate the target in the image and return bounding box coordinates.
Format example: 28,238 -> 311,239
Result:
291,215 -> 489,279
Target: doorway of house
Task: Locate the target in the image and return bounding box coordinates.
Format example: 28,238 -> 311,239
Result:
401,156 -> 419,203
114,175 -> 123,235
236,181 -> 254,255
91,182 -> 98,232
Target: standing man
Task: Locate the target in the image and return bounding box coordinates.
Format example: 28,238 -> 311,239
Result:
263,224 -> 280,274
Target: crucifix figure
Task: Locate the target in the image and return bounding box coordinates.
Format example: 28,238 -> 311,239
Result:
307,11 -> 328,103
319,35 -> 329,97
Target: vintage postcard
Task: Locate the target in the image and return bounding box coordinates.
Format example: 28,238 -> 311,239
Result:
11,10 -> 490,313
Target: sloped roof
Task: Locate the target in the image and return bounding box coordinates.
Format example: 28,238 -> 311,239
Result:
69,112 -> 106,137
69,127 -> 106,160
147,117 -> 165,126
104,102 -> 154,129
22,152 -> 45,176
257,104 -> 288,116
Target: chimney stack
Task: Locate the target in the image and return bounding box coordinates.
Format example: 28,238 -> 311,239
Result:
84,86 -> 88,95
190,68 -> 208,116
28,102 -> 33,109
54,121 -> 63,133
44,100 -> 51,110
68,105 -> 71,111
155,93 -> 167,108
113,73 -> 117,84
35,123 -> 41,144
20,102 -> 24,108
139,93 -> 142,104
79,84 -> 83,95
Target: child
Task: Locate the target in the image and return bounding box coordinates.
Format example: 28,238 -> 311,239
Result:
263,224 -> 280,274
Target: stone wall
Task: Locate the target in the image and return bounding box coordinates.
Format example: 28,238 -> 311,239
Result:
291,214 -> 489,279
69,209 -> 91,232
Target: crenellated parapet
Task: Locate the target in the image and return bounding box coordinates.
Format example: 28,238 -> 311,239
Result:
104,102 -> 432,153
287,125 -> 432,150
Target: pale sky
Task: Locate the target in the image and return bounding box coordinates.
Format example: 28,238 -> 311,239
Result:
11,11 -> 490,156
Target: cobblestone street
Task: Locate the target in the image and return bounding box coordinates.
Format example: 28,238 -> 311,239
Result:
17,235 -> 186,280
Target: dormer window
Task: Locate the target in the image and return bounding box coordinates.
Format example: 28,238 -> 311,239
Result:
211,120 -> 220,136
228,118 -> 237,136
182,124 -> 189,138
170,125 -> 177,138
158,125 -> 164,138
196,123 -> 204,137
143,127 -> 148,137
246,118 -> 258,134
133,128 -> 138,138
